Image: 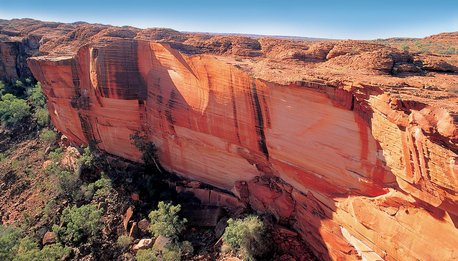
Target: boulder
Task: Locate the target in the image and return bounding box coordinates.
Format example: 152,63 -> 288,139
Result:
137,218 -> 150,233
42,231 -> 56,245
133,238 -> 153,251
152,236 -> 170,251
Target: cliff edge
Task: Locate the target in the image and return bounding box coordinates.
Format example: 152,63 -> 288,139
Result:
1,19 -> 457,260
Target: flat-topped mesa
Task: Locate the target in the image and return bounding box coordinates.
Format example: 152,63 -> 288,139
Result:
27,38 -> 458,261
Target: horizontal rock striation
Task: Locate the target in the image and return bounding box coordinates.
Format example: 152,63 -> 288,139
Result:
2,17 -> 456,261
27,37 -> 458,261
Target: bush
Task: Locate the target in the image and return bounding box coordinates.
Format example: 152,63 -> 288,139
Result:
80,174 -> 112,201
130,133 -> 161,170
136,241 -> 193,261
400,44 -> 410,51
40,129 -> 57,143
53,204 -> 102,245
34,107 -> 50,127
136,248 -> 158,261
148,202 -> 187,240
13,237 -> 39,261
0,224 -> 70,261
0,153 -> 6,162
13,237 -> 70,261
137,202 -> 192,261
27,82 -> 46,108
0,225 -> 21,260
116,235 -> 132,249
38,243 -> 71,260
222,215 -> 270,260
49,148 -> 63,162
0,81 -> 5,96
160,244 -> 182,261
57,170 -> 82,200
0,94 -> 31,127
92,174 -> 112,198
45,148 -> 64,175
80,146 -> 95,169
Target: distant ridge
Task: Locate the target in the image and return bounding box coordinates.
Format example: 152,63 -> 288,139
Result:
182,31 -> 336,41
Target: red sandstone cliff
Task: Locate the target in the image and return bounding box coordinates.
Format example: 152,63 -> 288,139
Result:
1,19 -> 457,260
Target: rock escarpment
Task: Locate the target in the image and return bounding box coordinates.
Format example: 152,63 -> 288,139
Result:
3,19 -> 457,260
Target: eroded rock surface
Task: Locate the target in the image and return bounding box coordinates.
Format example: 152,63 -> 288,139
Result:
1,19 -> 457,260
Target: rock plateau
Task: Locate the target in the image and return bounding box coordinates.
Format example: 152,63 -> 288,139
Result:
1,19 -> 457,260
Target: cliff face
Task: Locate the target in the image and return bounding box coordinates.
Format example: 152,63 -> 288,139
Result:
2,18 -> 456,261
26,38 -> 458,260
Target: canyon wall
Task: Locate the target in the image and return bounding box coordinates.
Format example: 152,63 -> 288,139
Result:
28,40 -> 458,260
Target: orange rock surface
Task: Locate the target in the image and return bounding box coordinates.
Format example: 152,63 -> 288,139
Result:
2,19 -> 457,260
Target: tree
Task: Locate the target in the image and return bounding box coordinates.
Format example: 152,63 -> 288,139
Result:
0,94 -> 31,127
53,204 -> 102,244
27,82 -> 46,108
222,215 -> 270,260
13,237 -> 70,261
130,133 -> 162,172
80,146 -> 95,169
116,235 -> 132,250
37,244 -> 71,260
137,202 -> 192,261
39,129 -> 57,143
148,202 -> 187,240
0,225 -> 21,260
34,107 -> 50,127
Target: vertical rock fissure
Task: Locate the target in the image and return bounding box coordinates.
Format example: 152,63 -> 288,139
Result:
229,68 -> 242,144
250,81 -> 269,158
350,95 -> 355,111
71,59 -> 96,144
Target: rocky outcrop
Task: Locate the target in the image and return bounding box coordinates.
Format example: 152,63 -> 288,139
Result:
26,37 -> 458,261
0,38 -> 37,81
0,18 -> 453,260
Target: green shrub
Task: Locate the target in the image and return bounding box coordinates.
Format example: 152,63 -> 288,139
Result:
80,183 -> 96,201
130,133 -> 161,170
27,82 -> 46,108
222,215 -> 270,260
400,44 -> 410,51
136,241 -> 193,261
136,248 -> 158,261
0,94 -> 31,127
38,243 -> 71,260
160,243 -> 182,261
15,80 -> 23,88
116,235 -> 132,249
40,129 -> 57,144
92,174 -> 112,199
80,174 -> 112,201
57,170 -> 82,200
52,204 -> 102,245
0,225 -> 22,260
34,107 -> 50,127
13,237 -> 39,261
49,148 -> 63,162
148,202 -> 187,240
0,153 -> 6,162
0,81 -> 5,96
45,148 -> 64,175
80,146 -> 95,169
12,237 -> 70,261
42,199 -> 58,223
11,159 -> 20,171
